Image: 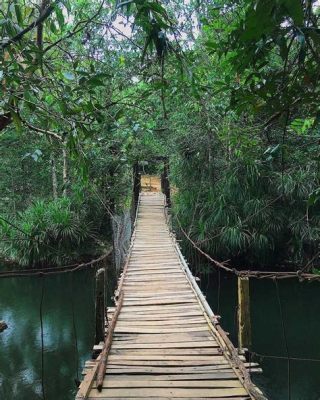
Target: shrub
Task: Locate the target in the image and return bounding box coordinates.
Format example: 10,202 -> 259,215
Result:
1,197 -> 97,267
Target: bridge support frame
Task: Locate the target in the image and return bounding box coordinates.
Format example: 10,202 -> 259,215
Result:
94,268 -> 105,345
238,276 -> 252,350
161,158 -> 171,207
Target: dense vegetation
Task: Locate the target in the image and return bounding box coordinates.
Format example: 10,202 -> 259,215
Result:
1,0 -> 320,271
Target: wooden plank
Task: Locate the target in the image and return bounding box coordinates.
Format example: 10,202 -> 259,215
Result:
76,358 -> 100,399
87,397 -> 250,400
121,291 -> 193,296
106,355 -> 224,361
117,306 -> 202,313
109,348 -> 221,355
105,373 -> 238,381
122,299 -> 198,307
105,365 -> 235,372
85,372 -> 239,381
123,296 -> 196,302
94,380 -> 243,388
114,326 -> 209,334
110,341 -> 219,349
105,360 -> 230,367
123,281 -> 189,286
126,270 -> 183,276
112,331 -> 211,338
87,387 -> 247,397
115,319 -> 205,326
117,312 -> 204,320
112,335 -> 215,344
123,277 -> 186,283
123,294 -> 195,300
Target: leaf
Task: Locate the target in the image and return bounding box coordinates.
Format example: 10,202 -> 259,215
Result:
55,7 -> 65,30
11,110 -> 22,132
308,189 -> 320,206
58,100 -> 68,115
87,77 -> 104,87
50,21 -> 57,34
31,149 -> 42,162
14,4 -> 23,26
22,152 -> 31,160
148,2 -> 167,16
63,71 -> 75,80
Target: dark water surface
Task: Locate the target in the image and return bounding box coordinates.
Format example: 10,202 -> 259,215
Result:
1,267 -> 320,399
200,272 -> 320,400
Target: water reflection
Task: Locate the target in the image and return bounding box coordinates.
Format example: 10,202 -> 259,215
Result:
200,271 -> 320,400
0,271 -> 96,400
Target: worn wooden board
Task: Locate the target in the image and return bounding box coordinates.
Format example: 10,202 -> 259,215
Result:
110,341 -> 219,350
87,387 -> 248,397
94,380 -> 243,388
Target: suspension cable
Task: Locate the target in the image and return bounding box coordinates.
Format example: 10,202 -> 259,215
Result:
39,275 -> 46,400
175,214 -> 320,281
274,280 -> 291,400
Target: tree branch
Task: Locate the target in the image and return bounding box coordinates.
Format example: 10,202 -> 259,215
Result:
1,2 -> 59,50
22,120 -> 63,141
43,0 -> 105,54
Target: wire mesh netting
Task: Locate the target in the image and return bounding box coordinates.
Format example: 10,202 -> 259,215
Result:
112,210 -> 132,274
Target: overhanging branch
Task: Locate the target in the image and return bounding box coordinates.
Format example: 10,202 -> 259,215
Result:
1,2 -> 59,50
23,120 -> 63,141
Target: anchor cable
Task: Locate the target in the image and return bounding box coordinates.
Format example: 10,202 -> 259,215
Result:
70,272 -> 79,385
39,275 -> 46,400
274,279 -> 291,400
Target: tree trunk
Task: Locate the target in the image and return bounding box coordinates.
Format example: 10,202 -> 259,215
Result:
132,162 -> 141,222
162,158 -> 171,207
62,140 -> 68,196
51,152 -> 58,199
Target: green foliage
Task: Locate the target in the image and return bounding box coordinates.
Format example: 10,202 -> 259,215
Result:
173,151 -> 320,267
1,196 -> 99,267
206,0 -> 320,125
2,0 -> 320,273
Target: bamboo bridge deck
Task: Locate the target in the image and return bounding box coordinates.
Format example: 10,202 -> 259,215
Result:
76,192 -> 264,400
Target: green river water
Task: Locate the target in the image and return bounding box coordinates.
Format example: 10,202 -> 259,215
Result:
0,268 -> 320,400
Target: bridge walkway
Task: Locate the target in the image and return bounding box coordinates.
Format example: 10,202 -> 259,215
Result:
76,192 -> 264,400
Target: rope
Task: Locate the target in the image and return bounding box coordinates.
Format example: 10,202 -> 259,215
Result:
70,273 -> 80,386
274,279 -> 291,400
39,276 -> 46,400
233,303 -> 238,344
250,351 -> 320,363
105,260 -> 109,331
0,252 -> 111,279
175,215 -> 320,281
217,266 -> 221,315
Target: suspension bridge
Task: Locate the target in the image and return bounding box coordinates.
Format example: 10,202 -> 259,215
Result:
76,189 -> 265,399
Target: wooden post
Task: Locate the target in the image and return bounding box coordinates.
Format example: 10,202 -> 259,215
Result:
132,161 -> 141,223
162,158 -> 171,207
94,268 -> 105,345
237,277 -> 251,350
